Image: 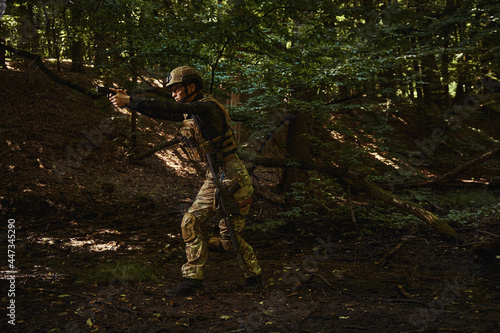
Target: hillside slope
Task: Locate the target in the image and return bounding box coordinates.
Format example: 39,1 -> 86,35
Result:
0,65 -> 204,219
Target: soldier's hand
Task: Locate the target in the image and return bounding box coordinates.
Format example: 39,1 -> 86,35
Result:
109,88 -> 130,108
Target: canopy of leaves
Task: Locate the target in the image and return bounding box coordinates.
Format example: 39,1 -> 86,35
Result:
2,0 -> 499,220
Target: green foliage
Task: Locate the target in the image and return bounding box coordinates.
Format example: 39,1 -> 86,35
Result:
436,190 -> 499,210
279,182 -> 317,218
393,189 -> 499,229
4,1 -> 498,142
3,0 -> 499,236
438,190 -> 499,227
278,176 -> 346,219
246,218 -> 288,233
444,205 -> 498,227
356,205 -> 421,232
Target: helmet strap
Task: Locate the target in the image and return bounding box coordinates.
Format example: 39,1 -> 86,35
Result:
178,83 -> 200,103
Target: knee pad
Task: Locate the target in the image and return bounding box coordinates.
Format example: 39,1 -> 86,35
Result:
181,213 -> 197,242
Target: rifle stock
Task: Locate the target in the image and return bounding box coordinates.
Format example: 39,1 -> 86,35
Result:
206,152 -> 241,252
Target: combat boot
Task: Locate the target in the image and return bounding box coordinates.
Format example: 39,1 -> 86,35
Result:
244,275 -> 263,291
165,278 -> 205,296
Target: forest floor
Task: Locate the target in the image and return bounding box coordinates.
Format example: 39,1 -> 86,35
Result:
1,64 -> 499,333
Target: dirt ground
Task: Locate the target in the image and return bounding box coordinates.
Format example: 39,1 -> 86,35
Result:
1,65 -> 499,333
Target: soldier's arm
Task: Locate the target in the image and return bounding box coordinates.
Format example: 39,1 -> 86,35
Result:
129,97 -> 218,121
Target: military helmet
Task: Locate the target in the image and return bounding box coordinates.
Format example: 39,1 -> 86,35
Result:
165,66 -> 204,90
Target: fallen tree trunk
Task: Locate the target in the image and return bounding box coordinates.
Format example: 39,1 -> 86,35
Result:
0,41 -> 103,99
397,146 -> 500,189
129,137 -> 180,162
242,153 -> 459,241
345,169 -> 459,241
129,137 -> 205,174
0,42 -> 168,99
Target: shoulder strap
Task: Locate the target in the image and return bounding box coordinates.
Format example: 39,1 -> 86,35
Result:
199,94 -> 232,125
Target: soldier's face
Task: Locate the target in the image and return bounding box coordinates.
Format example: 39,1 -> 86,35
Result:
171,83 -> 197,103
171,84 -> 186,102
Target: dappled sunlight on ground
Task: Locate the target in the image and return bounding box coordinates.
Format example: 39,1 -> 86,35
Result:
155,149 -> 200,177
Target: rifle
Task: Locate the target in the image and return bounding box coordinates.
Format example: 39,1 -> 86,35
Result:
206,152 -> 241,252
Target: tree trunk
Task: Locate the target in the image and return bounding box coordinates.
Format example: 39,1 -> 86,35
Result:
441,37 -> 451,108
0,42 -> 103,99
279,111 -> 312,193
453,53 -> 470,105
242,153 -> 460,241
129,137 -> 181,162
19,3 -> 40,87
0,37 -> 6,68
93,37 -> 108,71
69,4 -> 84,73
345,170 -> 459,241
70,40 -> 84,73
46,12 -> 61,72
397,146 -> 500,189
422,54 -> 440,108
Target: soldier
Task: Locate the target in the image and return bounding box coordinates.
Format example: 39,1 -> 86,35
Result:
109,66 -> 262,296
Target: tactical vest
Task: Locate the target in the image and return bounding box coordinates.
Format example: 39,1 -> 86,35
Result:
179,95 -> 238,162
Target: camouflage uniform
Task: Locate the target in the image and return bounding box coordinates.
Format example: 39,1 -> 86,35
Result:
129,76 -> 261,282
182,154 -> 262,280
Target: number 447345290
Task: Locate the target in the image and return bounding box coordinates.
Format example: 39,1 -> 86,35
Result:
8,219 -> 15,270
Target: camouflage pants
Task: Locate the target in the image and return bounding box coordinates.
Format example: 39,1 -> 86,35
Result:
181,155 -> 262,280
